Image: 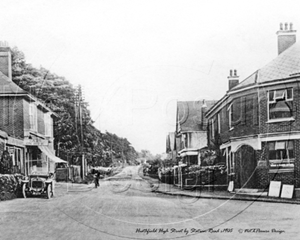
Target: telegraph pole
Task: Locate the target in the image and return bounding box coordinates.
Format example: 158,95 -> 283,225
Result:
75,85 -> 85,179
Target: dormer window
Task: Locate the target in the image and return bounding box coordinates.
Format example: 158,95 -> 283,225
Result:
268,88 -> 293,120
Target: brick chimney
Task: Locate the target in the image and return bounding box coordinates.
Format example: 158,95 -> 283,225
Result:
0,41 -> 12,81
228,69 -> 239,90
277,23 -> 296,55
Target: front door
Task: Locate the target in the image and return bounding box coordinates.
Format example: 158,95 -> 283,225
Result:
239,145 -> 257,188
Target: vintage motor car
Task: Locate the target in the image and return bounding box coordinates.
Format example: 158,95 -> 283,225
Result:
21,171 -> 54,199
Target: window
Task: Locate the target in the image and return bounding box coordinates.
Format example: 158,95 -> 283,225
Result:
268,88 -> 293,120
268,141 -> 294,160
211,119 -> 215,140
228,104 -> 233,129
44,113 -> 53,137
181,134 -> 188,149
268,140 -> 294,172
29,103 -> 37,131
217,113 -> 221,134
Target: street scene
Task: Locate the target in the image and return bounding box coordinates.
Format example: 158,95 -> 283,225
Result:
1,1 -> 300,240
1,165 -> 298,240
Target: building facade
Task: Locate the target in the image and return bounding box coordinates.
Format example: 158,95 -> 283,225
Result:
206,23 -> 300,189
0,42 -> 66,175
166,100 -> 216,187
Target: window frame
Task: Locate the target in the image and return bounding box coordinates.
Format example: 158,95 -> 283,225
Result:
44,112 -> 53,137
228,103 -> 234,130
29,103 -> 38,132
268,140 -> 294,173
211,118 -> 215,140
217,113 -> 221,134
268,88 -> 293,121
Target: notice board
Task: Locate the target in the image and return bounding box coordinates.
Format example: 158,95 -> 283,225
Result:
268,181 -> 281,197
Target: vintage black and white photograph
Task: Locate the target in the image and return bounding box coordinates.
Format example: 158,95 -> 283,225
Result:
1,0 -> 300,239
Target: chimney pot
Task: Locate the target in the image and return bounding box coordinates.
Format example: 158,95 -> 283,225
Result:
228,69 -> 239,90
277,22 -> 296,55
0,41 -> 12,80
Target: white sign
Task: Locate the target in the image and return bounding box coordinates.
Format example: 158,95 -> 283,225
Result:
268,181 -> 281,197
281,184 -> 294,199
228,181 -> 234,192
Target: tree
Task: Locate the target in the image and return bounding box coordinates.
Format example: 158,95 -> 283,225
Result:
10,47 -> 138,167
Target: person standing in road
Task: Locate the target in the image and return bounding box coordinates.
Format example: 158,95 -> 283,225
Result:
94,171 -> 100,188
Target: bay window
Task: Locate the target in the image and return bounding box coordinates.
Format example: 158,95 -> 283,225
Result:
268,88 -> 293,120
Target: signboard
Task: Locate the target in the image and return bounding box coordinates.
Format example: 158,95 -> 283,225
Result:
280,184 -> 294,199
268,181 -> 281,197
228,181 -> 234,192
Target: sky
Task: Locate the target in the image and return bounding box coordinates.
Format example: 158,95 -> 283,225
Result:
1,0 -> 300,154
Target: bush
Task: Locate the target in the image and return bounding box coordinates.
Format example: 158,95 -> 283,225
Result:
0,174 -> 25,201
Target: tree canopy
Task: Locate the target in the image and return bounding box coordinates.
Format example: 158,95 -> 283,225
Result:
11,47 -> 138,167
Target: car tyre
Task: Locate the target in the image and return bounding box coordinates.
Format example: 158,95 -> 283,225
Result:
22,184 -> 27,198
46,184 -> 52,199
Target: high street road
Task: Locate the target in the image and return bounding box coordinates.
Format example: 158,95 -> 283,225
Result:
0,165 -> 299,240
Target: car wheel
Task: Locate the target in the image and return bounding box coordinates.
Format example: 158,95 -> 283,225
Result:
22,184 -> 27,199
52,182 -> 55,197
46,184 -> 52,199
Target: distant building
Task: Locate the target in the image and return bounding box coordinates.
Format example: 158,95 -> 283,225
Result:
176,100 -> 216,165
166,99 -> 216,187
206,23 -> 300,189
0,42 -> 66,175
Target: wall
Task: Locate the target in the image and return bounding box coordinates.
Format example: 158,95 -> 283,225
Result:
0,97 -> 24,139
208,93 -> 259,145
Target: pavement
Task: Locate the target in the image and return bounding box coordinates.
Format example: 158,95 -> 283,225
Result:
141,176 -> 300,205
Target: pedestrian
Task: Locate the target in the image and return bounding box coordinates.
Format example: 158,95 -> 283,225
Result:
94,170 -> 100,188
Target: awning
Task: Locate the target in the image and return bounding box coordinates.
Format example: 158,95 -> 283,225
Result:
180,151 -> 198,157
38,146 -> 67,163
0,129 -> 8,139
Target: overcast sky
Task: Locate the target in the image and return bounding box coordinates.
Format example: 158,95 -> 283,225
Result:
1,0 -> 300,154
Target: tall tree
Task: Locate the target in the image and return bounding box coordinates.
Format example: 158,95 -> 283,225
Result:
11,47 -> 137,166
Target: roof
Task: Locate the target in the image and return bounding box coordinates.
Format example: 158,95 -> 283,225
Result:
0,129 -> 8,139
177,100 -> 216,132
0,71 -> 27,94
207,41 -> 300,117
232,41 -> 300,91
0,71 -> 57,116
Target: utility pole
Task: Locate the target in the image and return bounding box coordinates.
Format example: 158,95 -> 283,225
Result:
110,134 -> 113,165
75,85 -> 85,179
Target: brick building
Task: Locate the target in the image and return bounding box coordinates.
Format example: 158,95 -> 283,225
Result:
0,42 -> 66,175
206,23 -> 300,189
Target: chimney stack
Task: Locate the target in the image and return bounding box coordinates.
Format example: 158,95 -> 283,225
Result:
228,69 -> 239,90
277,22 -> 296,55
0,41 -> 12,81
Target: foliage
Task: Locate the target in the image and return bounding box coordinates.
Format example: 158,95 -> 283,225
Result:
11,47 -> 137,167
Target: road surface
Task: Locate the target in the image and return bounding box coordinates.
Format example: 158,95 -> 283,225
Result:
0,165 -> 299,240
